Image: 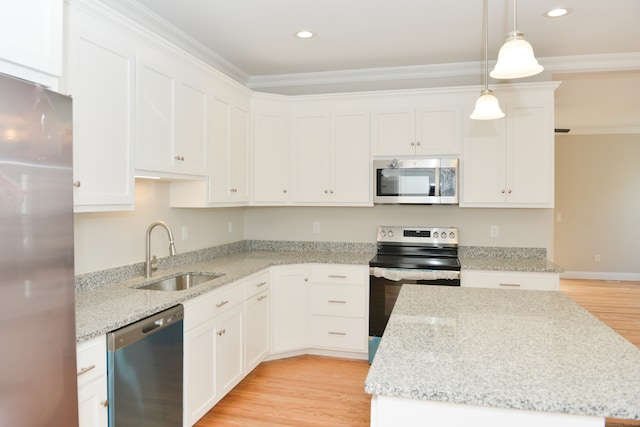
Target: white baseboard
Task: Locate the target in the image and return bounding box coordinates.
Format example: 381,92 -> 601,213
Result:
560,271 -> 640,281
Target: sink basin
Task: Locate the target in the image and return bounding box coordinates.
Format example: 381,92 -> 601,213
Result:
136,273 -> 224,291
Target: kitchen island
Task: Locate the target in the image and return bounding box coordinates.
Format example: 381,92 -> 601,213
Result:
365,285 -> 640,426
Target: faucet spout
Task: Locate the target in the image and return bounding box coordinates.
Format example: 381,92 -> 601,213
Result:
145,221 -> 177,278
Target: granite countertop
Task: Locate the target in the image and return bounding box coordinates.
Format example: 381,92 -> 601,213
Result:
365,285 -> 640,420
75,249 -> 373,343
459,256 -> 563,273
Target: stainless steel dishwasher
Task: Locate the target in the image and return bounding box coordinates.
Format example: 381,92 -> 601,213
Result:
107,305 -> 184,427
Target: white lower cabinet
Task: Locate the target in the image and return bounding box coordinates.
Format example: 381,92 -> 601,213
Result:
77,336 -> 108,427
244,272 -> 271,373
214,303 -> 244,398
271,267 -> 310,354
461,270 -> 559,291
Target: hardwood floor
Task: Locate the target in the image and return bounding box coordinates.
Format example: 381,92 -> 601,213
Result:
195,279 -> 640,427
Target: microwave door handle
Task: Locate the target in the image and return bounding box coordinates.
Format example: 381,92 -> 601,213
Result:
435,167 -> 441,197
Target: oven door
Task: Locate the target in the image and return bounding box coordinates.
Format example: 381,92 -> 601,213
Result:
369,270 -> 460,338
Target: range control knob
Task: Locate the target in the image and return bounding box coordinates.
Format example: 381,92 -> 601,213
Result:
449,232 -> 456,239
380,230 -> 386,237
388,230 -> 394,237
433,232 -> 439,238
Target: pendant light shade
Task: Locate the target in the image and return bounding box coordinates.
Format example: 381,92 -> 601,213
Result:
490,0 -> 543,79
470,0 -> 504,120
470,89 -> 505,120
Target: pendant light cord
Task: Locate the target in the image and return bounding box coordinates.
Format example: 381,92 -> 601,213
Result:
483,0 -> 488,90
513,0 -> 518,32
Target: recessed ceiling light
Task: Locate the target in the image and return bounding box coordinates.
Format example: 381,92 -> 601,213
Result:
545,8 -> 569,18
296,30 -> 315,39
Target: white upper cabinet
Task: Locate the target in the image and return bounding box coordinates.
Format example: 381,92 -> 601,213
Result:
372,95 -> 462,156
252,94 -> 291,204
290,102 -> 371,205
0,0 -> 62,87
461,83 -> 559,208
135,50 -> 208,178
64,2 -> 136,212
208,80 -> 251,204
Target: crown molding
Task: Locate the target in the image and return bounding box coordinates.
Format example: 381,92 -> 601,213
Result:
248,53 -> 640,90
96,0 -> 249,84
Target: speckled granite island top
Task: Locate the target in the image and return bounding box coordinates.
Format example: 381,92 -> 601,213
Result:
365,285 -> 640,420
75,249 -> 373,343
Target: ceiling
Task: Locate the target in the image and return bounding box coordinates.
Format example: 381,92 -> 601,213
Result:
118,0 -> 640,133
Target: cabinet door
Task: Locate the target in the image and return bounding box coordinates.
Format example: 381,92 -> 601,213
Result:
215,304 -> 244,399
506,102 -> 554,206
291,113 -> 331,202
229,103 -> 249,200
272,268 -> 309,353
184,319 -> 216,426
253,108 -> 290,203
415,106 -> 461,155
136,54 -> 175,174
245,289 -> 270,373
78,378 -> 108,427
174,74 -> 208,174
331,111 -> 371,204
0,0 -> 62,84
65,7 -> 135,212
461,110 -> 507,205
372,108 -> 415,155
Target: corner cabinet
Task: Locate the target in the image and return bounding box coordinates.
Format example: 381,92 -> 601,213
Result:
64,3 -> 136,212
461,83 -> 559,208
252,94 -> 291,204
290,107 -> 371,205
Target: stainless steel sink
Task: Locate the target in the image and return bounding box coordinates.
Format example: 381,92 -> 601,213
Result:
135,273 -> 224,291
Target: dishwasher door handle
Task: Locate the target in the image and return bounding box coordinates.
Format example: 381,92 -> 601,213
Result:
142,319 -> 164,334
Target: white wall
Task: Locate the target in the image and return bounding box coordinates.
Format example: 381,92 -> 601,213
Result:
554,133 -> 640,279
244,205 -> 554,254
73,180 -> 245,274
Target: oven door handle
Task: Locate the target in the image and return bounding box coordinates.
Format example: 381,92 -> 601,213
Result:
369,267 -> 460,281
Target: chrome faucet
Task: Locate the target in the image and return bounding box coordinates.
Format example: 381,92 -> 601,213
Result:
145,221 -> 177,278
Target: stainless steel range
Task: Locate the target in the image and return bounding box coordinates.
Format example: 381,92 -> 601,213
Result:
368,226 -> 460,362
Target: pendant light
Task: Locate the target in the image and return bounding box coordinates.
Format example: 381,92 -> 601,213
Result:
470,0 -> 504,120
490,0 -> 543,79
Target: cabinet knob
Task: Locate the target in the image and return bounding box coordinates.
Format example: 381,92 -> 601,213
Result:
101,400 -> 109,408
73,181 -> 81,188
501,189 -> 506,194
304,278 -> 308,282
174,155 -> 185,161
330,190 -> 334,194
508,189 -> 512,194
410,142 -> 415,146
416,141 -> 421,146
283,189 -> 287,193
324,189 -> 329,194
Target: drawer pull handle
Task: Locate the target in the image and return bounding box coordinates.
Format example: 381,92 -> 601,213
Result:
328,331 -> 347,336
257,281 -> 267,287
328,300 -> 347,304
258,295 -> 268,301
217,328 -> 226,336
216,300 -> 229,308
101,400 -> 109,408
328,275 -> 347,279
499,283 -> 521,287
77,365 -> 96,376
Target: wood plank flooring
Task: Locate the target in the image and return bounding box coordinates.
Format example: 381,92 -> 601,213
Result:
195,279 -> 640,427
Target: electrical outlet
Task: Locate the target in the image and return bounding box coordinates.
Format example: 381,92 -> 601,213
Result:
228,222 -> 233,233
490,225 -> 499,238
556,212 -> 563,222
181,226 -> 188,240
313,222 -> 320,233
595,254 -> 601,262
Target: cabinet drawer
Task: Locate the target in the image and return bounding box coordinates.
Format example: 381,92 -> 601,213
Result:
461,270 -> 559,291
76,336 -> 106,387
184,282 -> 244,330
310,265 -> 367,285
309,316 -> 366,352
310,284 -> 365,318
244,271 -> 270,298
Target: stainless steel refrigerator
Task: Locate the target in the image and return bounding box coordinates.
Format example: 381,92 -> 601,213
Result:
0,72 -> 78,426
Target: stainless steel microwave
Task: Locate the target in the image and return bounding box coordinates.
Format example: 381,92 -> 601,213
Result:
373,158 -> 459,204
